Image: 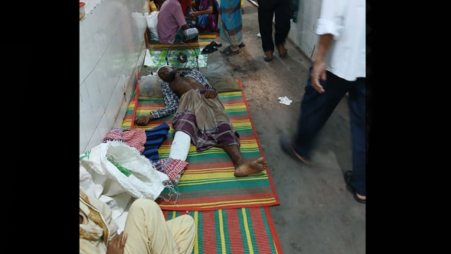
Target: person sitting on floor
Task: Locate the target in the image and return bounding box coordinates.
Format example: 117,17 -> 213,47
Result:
188,0 -> 220,32
157,0 -> 199,44
79,188 -> 196,254
134,66 -> 267,178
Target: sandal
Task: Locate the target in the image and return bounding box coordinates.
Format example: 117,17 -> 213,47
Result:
279,135 -> 311,165
264,51 -> 273,62
277,44 -> 288,58
220,46 -> 240,55
344,171 -> 366,204
211,41 -> 222,47
201,44 -> 217,54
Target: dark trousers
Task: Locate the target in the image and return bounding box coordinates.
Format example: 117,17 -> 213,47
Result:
294,69 -> 366,196
257,0 -> 292,53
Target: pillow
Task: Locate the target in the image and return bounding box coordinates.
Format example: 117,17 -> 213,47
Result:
138,74 -> 163,98
137,70 -> 241,98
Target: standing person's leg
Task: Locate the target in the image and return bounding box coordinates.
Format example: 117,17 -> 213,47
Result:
274,0 -> 292,57
280,69 -> 352,163
258,0 -> 276,61
219,0 -> 242,54
123,199 -> 195,254
344,77 -> 366,203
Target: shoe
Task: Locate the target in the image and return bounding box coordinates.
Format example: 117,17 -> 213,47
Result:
279,135 -> 311,165
343,171 -> 366,204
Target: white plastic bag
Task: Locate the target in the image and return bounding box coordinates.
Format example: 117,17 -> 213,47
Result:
79,141 -> 170,200
146,11 -> 159,41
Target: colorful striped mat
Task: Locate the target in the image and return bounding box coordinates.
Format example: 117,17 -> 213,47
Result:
122,80 -> 280,211
148,32 -> 218,50
146,48 -> 208,69
163,207 -> 283,254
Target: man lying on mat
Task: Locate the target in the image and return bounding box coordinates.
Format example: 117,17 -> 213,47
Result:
135,66 -> 267,178
157,0 -> 199,44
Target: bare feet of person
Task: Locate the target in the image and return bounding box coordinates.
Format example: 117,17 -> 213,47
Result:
234,157 -> 267,177
134,115 -> 154,126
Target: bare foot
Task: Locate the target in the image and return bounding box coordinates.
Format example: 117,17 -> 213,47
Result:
234,157 -> 267,177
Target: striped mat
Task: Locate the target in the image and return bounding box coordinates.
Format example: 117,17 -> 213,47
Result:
122,80 -> 280,211
146,48 -> 209,69
147,32 -> 217,50
164,207 -> 283,254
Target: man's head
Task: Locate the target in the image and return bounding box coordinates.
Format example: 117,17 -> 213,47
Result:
157,65 -> 177,82
154,0 -> 166,9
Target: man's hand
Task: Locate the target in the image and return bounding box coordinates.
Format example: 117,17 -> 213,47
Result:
311,60 -> 327,93
106,232 -> 128,254
134,115 -> 154,126
205,89 -> 217,99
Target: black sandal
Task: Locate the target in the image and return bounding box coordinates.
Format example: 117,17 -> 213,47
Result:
202,43 -> 217,54
211,41 -> 222,47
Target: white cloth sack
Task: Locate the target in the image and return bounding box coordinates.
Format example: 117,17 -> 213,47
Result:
79,141 -> 170,219
146,11 -> 159,41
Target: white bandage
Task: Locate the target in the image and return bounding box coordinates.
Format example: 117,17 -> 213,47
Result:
169,131 -> 191,161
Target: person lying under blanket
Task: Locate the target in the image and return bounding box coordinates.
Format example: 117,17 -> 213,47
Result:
135,66 -> 267,179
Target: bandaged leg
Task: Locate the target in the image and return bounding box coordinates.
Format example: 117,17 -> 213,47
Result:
169,131 -> 191,184
169,131 -> 191,161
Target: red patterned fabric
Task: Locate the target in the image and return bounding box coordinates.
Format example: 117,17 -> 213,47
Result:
104,128 -> 146,153
159,158 -> 188,181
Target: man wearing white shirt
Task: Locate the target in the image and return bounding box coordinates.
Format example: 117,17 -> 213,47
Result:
279,0 -> 366,203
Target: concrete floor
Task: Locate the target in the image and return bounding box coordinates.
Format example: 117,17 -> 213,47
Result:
145,2 -> 365,253
208,3 -> 365,254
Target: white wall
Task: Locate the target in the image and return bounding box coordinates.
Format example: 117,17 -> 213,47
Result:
79,0 -> 148,154
288,0 -> 322,61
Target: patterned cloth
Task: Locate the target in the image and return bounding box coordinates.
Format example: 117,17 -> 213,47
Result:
172,89 -> 240,152
189,0 -> 220,32
153,158 -> 188,181
146,48 -> 208,69
103,128 -> 146,153
142,123 -> 170,161
150,70 -> 213,119
219,0 -> 243,46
